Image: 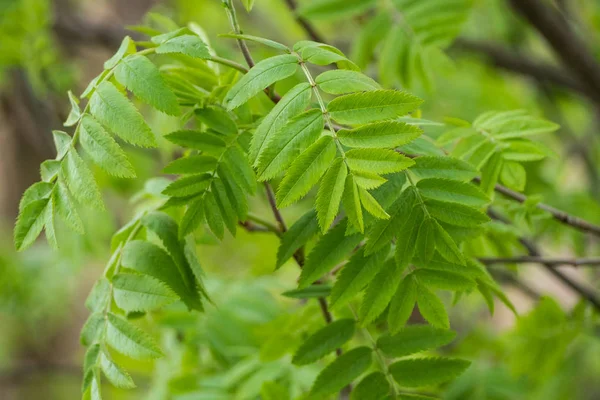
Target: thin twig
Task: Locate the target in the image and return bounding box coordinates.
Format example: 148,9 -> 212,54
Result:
473,177 -> 600,237
222,1 -> 339,363
263,182 -> 288,232
488,209 -> 600,311
452,38 -> 591,98
222,0 -> 281,102
282,0 -> 326,43
507,0 -> 600,105
479,256 -> 600,267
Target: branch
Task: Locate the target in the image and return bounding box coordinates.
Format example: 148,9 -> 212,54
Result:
282,0 -> 326,43
221,2 -> 341,374
488,209 -> 600,312
480,256 -> 600,267
507,0 -> 600,104
474,177 -> 600,237
452,38 -> 592,99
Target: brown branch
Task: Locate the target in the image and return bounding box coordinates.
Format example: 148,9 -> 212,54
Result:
488,209 -> 600,312
264,182 -> 288,232
474,177 -> 600,237
222,2 -> 339,366
480,256 -> 600,267
282,0 -> 326,43
507,0 -> 600,104
452,38 -> 592,99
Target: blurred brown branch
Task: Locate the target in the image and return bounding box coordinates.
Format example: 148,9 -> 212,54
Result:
480,256 -> 600,267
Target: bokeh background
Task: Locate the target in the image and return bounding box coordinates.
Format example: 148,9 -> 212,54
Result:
0,0 -> 599,399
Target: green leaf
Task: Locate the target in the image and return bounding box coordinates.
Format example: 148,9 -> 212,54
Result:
204,191 -> 225,239
261,382 -> 290,400
351,372 -> 390,400
80,312 -> 105,346
394,205 -> 424,269
338,121 -> 422,148
104,36 -> 136,69
112,273 -> 178,312
83,344 -> 100,374
80,115 -> 136,178
225,54 -> 299,110
257,109 -> 324,181
19,182 -> 52,212
413,269 -> 474,291
241,0 -> 255,12
358,187 -> 389,219
142,211 -> 194,282
41,160 -> 61,182
425,199 -> 489,227
99,351 -> 136,389
82,372 -> 102,400
309,347 -> 373,398
114,54 -> 180,115
352,13 -> 392,68
53,179 -> 84,233
330,246 -> 389,309
89,81 -> 156,148
343,174 -> 364,233
292,319 -> 355,365
282,284 -> 331,299
165,130 -> 226,154
105,313 -> 163,359
179,197 -> 204,237
220,33 -> 289,51
299,0 -> 377,20
328,90 -> 422,125
223,146 -> 257,194
212,179 -> 238,235
417,178 -> 490,207
354,171 -> 387,190
195,106 -> 237,136
44,201 -> 57,249
276,210 -> 319,269
316,158 -> 348,232
377,325 -> 456,358
500,161 -> 526,191
150,27 -> 188,44
389,357 -> 471,387
416,217 -> 435,264
346,149 -> 414,174
163,155 -> 218,175
85,278 -> 110,312
388,275 -> 418,333
61,150 -> 104,209
365,188 -> 415,255
218,164 -> 249,220
378,25 -> 404,87
162,174 -> 211,197
296,41 -> 359,70
250,82 -> 311,162
121,240 -> 202,310
411,156 -> 477,181
315,70 -> 380,94
276,136 -> 336,208
359,258 -> 404,325
52,130 -> 72,159
417,285 -> 449,329
155,34 -> 211,59
299,220 -> 362,288
491,117 -> 559,139
433,220 -> 464,265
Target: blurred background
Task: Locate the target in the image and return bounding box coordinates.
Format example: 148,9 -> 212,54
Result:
0,0 -> 599,399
